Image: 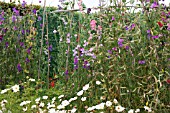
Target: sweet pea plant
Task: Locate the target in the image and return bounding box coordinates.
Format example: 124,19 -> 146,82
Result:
0,0 -> 170,113
0,1 -> 40,89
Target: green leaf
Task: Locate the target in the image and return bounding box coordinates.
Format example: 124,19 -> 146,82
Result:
122,0 -> 126,3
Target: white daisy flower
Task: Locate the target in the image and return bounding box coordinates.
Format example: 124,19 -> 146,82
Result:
69,97 -> 78,102
144,106 -> 152,112
53,30 -> 57,34
71,108 -> 77,113
42,96 -> 48,99
39,102 -> 45,107
83,84 -> 89,91
95,103 -> 105,110
35,97 -> 40,104
23,107 -> 27,112
87,106 -> 95,111
77,90 -> 84,96
106,101 -> 112,107
135,109 -> 140,113
11,85 -> 19,92
81,97 -> 87,101
31,105 -> 36,109
96,81 -> 101,85
128,109 -> 134,113
61,100 -> 70,107
57,105 -> 65,109
113,99 -> 118,104
115,105 -> 125,112
58,95 -> 64,99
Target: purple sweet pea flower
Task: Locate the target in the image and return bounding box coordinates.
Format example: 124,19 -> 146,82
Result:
38,16 -> 42,21
48,45 -> 52,51
5,42 -> 9,48
118,38 -> 124,47
16,48 -> 20,52
150,2 -> 159,8
32,9 -> 36,14
40,23 -> 43,28
13,26 -> 17,30
12,16 -> 16,22
112,16 -> 115,21
74,57 -> 78,70
58,5 -> 63,10
25,58 -> 30,63
65,70 -> 68,75
87,8 -> 91,14
22,1 -> 27,8
152,35 -> 159,39
125,26 -> 129,30
22,29 -> 25,35
12,7 -> 19,16
147,29 -> 152,39
26,29 -> 30,33
108,50 -> 112,54
17,63 -> 22,72
125,46 -> 129,50
74,57 -> 78,64
138,60 -> 146,64
27,47 -> 32,54
83,60 -> 90,69
2,28 -> 8,33
147,29 -> 151,33
130,24 -> 136,30
20,42 -> 24,47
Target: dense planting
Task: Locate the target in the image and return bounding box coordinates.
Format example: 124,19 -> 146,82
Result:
0,0 -> 170,112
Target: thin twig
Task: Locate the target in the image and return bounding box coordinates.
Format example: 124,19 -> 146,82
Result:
50,5 -> 144,13
38,0 -> 46,81
46,12 -> 50,89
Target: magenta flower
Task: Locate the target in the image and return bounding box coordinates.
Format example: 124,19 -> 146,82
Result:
0,35 -> 3,42
130,24 -> 136,30
65,70 -> 68,75
150,2 -> 159,8
12,7 -> 19,16
112,16 -> 115,21
152,35 -> 159,39
112,47 -> 117,51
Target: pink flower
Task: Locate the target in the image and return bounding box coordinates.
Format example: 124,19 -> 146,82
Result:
98,25 -> 102,31
167,23 -> 170,30
90,20 -> 97,30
